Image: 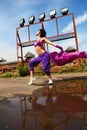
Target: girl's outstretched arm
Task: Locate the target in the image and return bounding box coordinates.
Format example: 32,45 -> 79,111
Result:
42,37 -> 63,51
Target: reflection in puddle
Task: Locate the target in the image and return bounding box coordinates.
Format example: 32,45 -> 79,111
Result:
0,79 -> 87,130
0,97 -> 22,130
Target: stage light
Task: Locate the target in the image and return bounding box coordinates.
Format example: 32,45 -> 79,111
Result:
39,13 -> 45,21
19,18 -> 25,27
28,16 -> 35,24
49,9 -> 56,18
61,7 -> 69,15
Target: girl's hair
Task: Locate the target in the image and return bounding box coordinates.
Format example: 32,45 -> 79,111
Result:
39,28 -> 46,37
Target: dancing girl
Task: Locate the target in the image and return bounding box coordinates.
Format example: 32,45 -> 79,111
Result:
28,28 -> 87,85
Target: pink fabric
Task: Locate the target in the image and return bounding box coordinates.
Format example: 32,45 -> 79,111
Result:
50,51 -> 87,66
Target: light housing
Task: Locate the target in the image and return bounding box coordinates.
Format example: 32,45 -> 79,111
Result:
61,7 -> 69,15
28,16 -> 35,24
39,13 -> 45,21
49,9 -> 56,18
19,18 -> 25,27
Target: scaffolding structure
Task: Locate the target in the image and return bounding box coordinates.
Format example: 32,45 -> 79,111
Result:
16,13 -> 78,62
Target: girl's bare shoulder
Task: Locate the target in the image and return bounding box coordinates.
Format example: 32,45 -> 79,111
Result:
40,37 -> 46,42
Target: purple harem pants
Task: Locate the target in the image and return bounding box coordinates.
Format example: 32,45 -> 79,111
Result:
29,51 -> 51,76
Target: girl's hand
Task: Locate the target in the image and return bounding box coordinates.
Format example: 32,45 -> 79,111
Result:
56,45 -> 64,52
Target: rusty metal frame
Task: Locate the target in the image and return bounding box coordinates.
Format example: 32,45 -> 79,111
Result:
16,13 -> 78,62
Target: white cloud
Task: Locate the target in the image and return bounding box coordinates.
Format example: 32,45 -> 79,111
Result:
76,11 -> 87,25
78,31 -> 87,44
62,11 -> 87,33
77,29 -> 87,51
61,11 -> 87,52
0,46 -> 16,61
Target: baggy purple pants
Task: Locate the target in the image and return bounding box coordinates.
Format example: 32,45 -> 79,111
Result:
29,51 -> 51,76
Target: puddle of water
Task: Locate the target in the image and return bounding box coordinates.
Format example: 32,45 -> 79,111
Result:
0,97 -> 22,130
0,79 -> 87,130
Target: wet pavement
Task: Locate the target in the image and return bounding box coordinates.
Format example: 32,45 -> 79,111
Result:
0,73 -> 87,130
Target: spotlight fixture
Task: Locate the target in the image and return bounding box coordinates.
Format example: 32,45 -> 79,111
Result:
49,9 -> 56,18
28,16 -> 35,24
39,13 -> 45,21
61,7 -> 69,15
19,18 -> 25,27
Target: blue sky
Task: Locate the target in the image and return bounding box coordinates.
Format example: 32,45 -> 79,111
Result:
0,0 -> 87,61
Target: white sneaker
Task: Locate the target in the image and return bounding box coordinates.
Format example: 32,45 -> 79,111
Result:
49,85 -> 53,89
48,79 -> 53,84
28,77 -> 36,85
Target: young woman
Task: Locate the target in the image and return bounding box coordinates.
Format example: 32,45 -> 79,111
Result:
28,28 -> 87,85
28,28 -> 63,85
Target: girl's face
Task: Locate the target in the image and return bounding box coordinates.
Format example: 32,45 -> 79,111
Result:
36,30 -> 40,36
